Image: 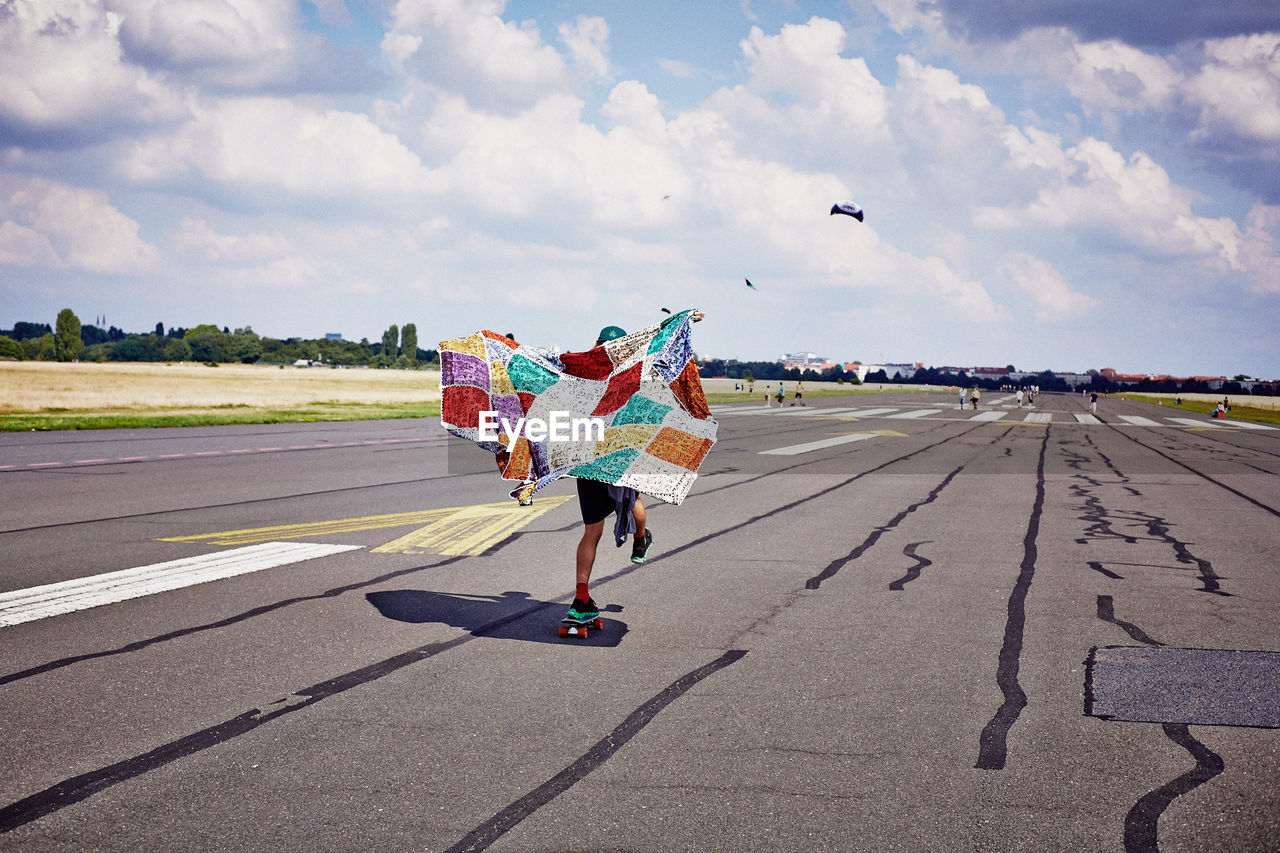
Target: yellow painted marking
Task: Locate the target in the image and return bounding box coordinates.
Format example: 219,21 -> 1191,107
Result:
1185,426 -> 1236,432
158,496 -> 571,551
372,496 -> 571,556
158,508 -> 461,546
824,427 -> 906,435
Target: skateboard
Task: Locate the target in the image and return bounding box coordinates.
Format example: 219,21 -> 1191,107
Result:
558,615 -> 604,638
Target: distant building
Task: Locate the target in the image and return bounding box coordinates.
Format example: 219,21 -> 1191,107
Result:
849,362 -> 922,381
325,333 -> 344,342
779,351 -> 831,371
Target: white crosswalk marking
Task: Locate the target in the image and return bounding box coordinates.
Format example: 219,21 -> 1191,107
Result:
1166,417 -> 1277,431
1218,418 -> 1278,430
886,409 -> 942,419
1118,415 -> 1163,427
759,433 -> 880,455
774,406 -> 848,416
0,542 -> 362,627
839,408 -> 900,417
1023,412 -> 1053,423
1074,413 -> 1102,424
970,410 -> 1007,421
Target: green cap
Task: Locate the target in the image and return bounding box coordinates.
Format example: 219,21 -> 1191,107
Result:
595,325 -> 626,344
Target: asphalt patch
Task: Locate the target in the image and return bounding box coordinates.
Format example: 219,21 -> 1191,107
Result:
1086,646 -> 1280,728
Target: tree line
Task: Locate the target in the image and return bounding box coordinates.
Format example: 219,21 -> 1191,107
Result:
697,359 -> 1276,396
0,309 -> 439,368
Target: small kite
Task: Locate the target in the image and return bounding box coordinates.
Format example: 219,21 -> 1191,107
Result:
745,279 -> 757,290
439,311 -> 717,506
830,201 -> 864,222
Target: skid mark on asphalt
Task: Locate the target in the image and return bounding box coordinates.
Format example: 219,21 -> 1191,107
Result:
975,426 -> 1048,771
1070,481 -> 1229,597
1108,424 -> 1280,520
444,650 -> 748,853
1086,598 -> 1223,853
0,556 -> 467,688
806,466 -> 961,590
887,541 -> 933,591
1095,595 -> 1165,647
0,421 -> 1007,833
1125,724 -> 1225,853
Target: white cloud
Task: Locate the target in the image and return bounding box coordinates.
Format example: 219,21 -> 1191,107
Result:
382,0 -> 570,106
1239,203 -> 1280,294
0,176 -> 159,273
708,17 -> 888,149
1059,38 -> 1183,112
976,137 -> 1243,268
110,0 -> 374,93
1000,251 -> 1098,321
1185,34 -> 1280,144
172,217 -> 292,263
123,97 -> 435,199
0,0 -> 186,139
558,15 -> 610,80
0,220 -> 62,267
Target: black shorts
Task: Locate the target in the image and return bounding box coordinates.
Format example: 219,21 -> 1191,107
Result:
577,478 -> 614,525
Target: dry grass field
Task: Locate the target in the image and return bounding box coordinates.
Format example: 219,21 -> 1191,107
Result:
0,362 -> 440,412
3,362 -> 1273,429
0,361 -> 441,429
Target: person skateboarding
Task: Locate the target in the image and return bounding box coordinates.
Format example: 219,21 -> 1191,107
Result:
564,312 -> 706,633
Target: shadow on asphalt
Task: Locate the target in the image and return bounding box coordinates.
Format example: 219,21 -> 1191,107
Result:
366,589 -> 627,647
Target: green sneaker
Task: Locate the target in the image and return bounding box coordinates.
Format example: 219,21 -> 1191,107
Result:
565,597 -> 600,623
630,529 -> 653,564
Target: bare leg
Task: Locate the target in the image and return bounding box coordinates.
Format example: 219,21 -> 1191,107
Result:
576,520 -> 606,587
632,495 -> 646,539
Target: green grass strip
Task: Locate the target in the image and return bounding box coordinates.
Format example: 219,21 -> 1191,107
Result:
1123,395 -> 1280,425
0,402 -> 442,432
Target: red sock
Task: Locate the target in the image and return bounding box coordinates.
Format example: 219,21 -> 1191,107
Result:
576,582 -> 589,602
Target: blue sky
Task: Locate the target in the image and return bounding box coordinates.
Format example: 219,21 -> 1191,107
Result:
2,0 -> 1278,377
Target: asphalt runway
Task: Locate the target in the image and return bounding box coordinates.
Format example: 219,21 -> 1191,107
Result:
1,392 -> 1278,851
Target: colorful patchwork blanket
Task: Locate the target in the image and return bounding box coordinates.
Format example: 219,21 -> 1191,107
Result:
439,310 -> 717,505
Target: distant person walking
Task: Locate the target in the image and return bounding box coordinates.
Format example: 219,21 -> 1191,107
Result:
969,387 -> 980,410
958,387 -> 966,410
1016,389 -> 1024,407
776,383 -> 786,407
794,382 -> 804,406
1090,391 -> 1098,414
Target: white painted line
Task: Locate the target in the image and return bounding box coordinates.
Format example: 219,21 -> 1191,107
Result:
1166,417 -> 1277,431
1119,415 -> 1163,427
1074,413 -> 1102,424
759,433 -> 879,455
1220,418 -> 1278,430
712,407 -> 779,416
886,409 -> 942,419
0,542 -> 362,628
773,406 -> 861,416
969,411 -> 1006,421
1023,412 -> 1053,423
839,407 -> 899,418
